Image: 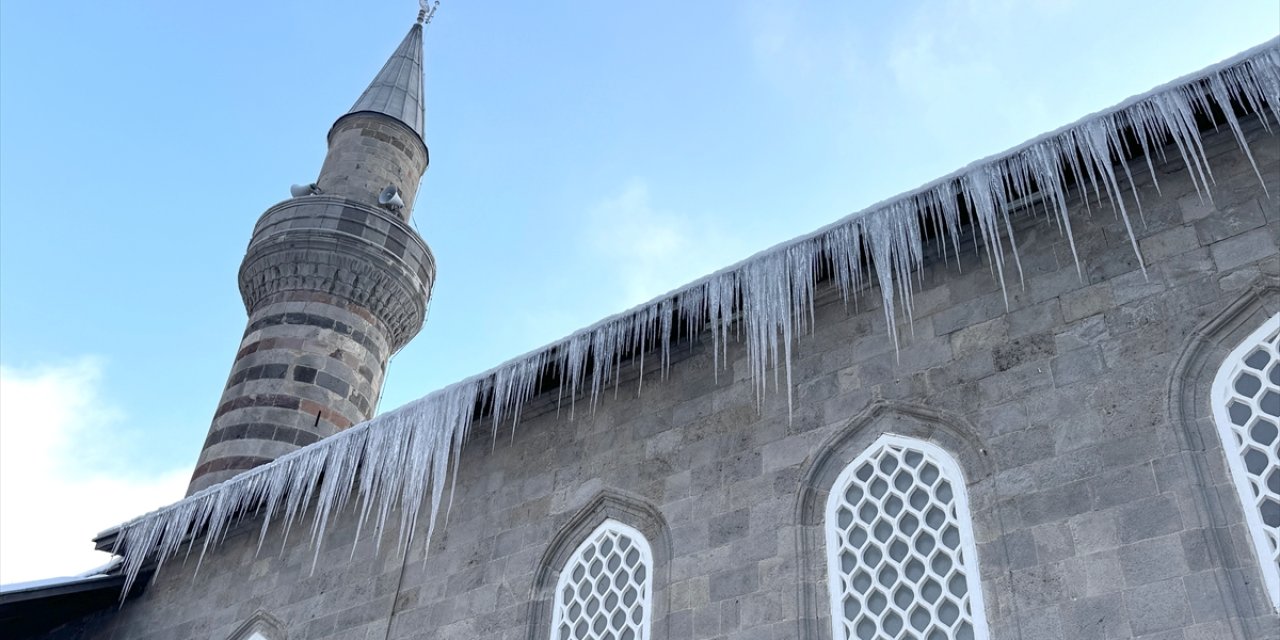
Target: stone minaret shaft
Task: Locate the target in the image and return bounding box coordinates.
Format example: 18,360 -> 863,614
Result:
188,22 -> 435,494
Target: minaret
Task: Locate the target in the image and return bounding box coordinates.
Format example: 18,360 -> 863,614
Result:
188,13 -> 437,494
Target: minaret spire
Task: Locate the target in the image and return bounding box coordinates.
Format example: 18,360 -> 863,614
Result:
346,14 -> 430,142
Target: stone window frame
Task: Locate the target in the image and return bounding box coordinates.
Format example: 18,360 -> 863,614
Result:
226,611 -> 285,640
796,400 -> 996,640
528,489 -> 672,640
1210,310 -> 1280,610
1168,278 -> 1280,633
823,433 -> 990,640
549,518 -> 654,640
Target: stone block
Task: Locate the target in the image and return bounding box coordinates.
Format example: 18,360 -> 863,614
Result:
950,316 -> 1008,357
1194,198 -> 1267,244
1089,463 -> 1159,511
1181,570 -> 1229,625
1139,225 -> 1199,261
991,423 -> 1055,470
1014,605 -> 1064,640
978,400 -> 1027,436
932,291 -> 1007,336
670,577 -> 710,611
709,509 -> 749,547
979,360 -> 1055,405
1018,479 -> 1092,527
992,332 -> 1056,372
1003,529 -> 1039,570
709,564 -> 759,602
1031,522 -> 1076,564
1120,534 -> 1190,587
1160,247 -> 1215,287
1060,282 -> 1114,323
1053,315 -> 1108,353
1117,494 -> 1185,544
1007,299 -> 1063,338
1068,510 -> 1119,556
1009,562 -> 1068,609
1110,267 -> 1167,305
1178,192 -> 1216,222
1078,550 -> 1126,597
1050,345 -> 1106,387
1060,593 -> 1130,638
1123,577 -> 1192,636
1210,227 -> 1278,271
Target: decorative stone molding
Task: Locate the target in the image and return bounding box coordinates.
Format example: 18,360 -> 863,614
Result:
550,519 -> 654,639
528,488 -> 672,640
238,196 -> 435,352
1167,276 -> 1280,636
225,610 -> 286,640
795,400 -> 993,640
823,434 -> 990,639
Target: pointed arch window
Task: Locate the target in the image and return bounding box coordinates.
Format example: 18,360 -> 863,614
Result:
1211,313 -> 1280,610
225,611 -> 284,640
825,434 -> 989,640
551,519 -> 653,640
227,618 -> 282,640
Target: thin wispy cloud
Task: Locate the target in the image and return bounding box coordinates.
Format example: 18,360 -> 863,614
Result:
740,1 -> 861,99
0,359 -> 187,584
885,0 -> 1278,164
585,179 -> 746,309
886,0 -> 1072,154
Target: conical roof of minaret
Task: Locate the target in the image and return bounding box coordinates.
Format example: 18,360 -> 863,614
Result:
347,22 -> 426,140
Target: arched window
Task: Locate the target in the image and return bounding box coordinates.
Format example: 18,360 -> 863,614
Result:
551,519 -> 653,640
226,611 -> 284,640
825,434 -> 989,640
1211,313 -> 1280,610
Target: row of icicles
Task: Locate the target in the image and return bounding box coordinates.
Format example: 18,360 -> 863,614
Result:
107,40 -> 1280,596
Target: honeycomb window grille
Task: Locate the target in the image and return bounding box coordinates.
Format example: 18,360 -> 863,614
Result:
1211,313 -> 1280,610
550,519 -> 653,640
825,434 -> 989,640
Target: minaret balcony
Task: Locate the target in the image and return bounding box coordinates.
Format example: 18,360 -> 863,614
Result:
237,195 -> 435,352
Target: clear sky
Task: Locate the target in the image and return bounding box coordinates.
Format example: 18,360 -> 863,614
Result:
0,0 -> 1276,582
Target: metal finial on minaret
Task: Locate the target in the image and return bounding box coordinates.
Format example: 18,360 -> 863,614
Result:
418,0 -> 439,25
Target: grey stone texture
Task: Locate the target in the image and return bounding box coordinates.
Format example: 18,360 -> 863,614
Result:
60,117 -> 1279,637
320,114 -> 430,219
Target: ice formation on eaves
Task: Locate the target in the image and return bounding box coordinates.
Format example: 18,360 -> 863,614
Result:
104,38 -> 1280,595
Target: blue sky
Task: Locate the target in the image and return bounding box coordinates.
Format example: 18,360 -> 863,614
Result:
1,0 -> 1276,581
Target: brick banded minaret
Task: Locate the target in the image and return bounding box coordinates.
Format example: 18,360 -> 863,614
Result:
188,20 -> 436,494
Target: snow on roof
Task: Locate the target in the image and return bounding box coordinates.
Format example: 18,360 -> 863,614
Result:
0,558 -> 121,596
98,38 -> 1280,597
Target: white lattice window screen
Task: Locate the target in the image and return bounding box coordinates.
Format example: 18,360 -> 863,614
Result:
825,434 -> 989,640
1211,313 -> 1280,610
551,520 -> 653,640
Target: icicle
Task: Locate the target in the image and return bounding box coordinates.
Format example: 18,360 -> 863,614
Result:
101,38 -> 1280,599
